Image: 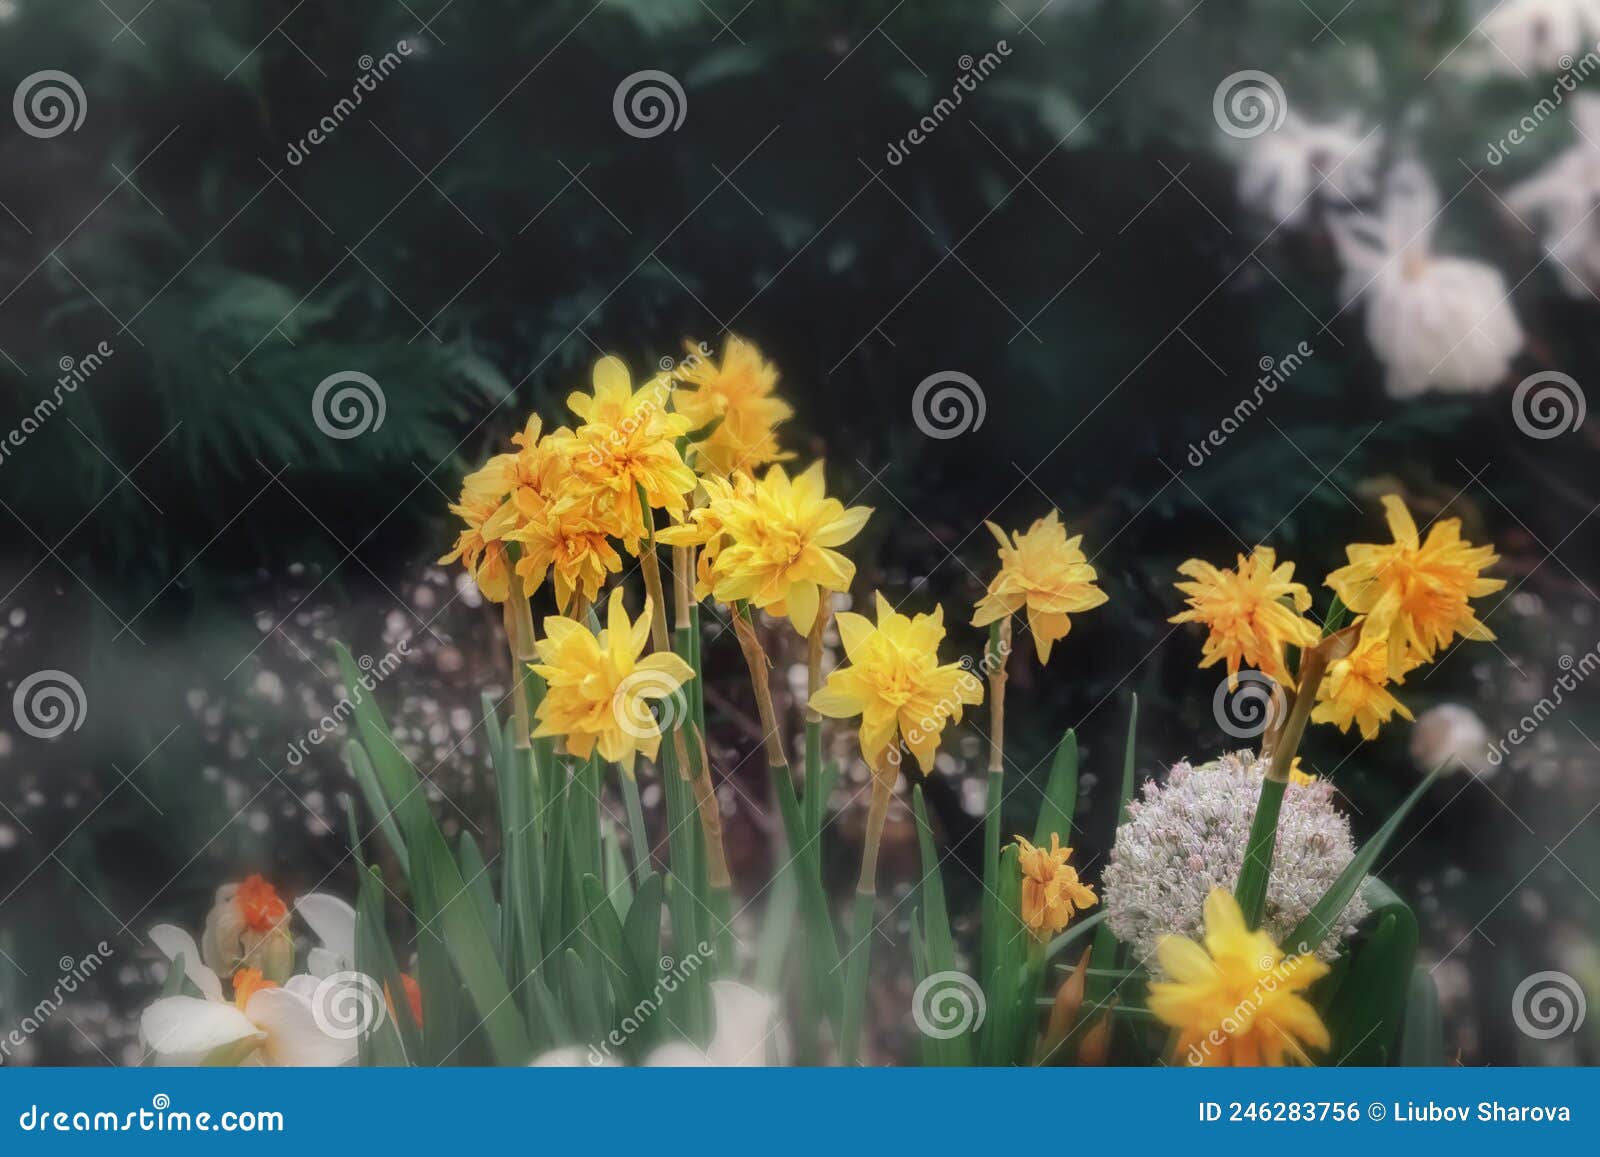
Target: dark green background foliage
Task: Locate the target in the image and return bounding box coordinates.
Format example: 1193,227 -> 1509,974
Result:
0,1 -> 1596,1063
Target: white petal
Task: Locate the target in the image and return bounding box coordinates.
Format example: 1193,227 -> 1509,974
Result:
705,981 -> 783,1066
295,893 -> 358,967
529,1045 -> 618,1067
283,974 -> 322,1000
149,924 -> 223,1003
140,996 -> 261,1066
246,988 -> 357,1067
306,947 -> 344,980
642,1041 -> 711,1067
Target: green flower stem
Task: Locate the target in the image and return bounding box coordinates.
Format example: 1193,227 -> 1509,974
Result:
1236,629 -> 1350,928
981,618 -> 1011,996
733,600 -> 841,1023
840,770 -> 892,1065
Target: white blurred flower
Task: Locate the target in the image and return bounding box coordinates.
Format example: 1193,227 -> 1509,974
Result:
1236,113 -> 1381,227
1506,96 -> 1600,297
144,925 -> 357,1066
1410,703 -> 1494,777
528,981 -> 785,1067
1331,162 -> 1523,398
1480,0 -> 1600,76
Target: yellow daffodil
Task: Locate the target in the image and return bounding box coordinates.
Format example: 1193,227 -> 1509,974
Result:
660,461 -> 871,636
808,592 -> 983,774
1326,494 -> 1504,678
438,453 -> 517,602
529,588 -> 694,773
1311,630 -> 1417,740
1287,757 -> 1317,787
971,511 -> 1108,663
673,336 -> 794,478
1014,833 -> 1097,940
1147,889 -> 1330,1067
510,501 -> 624,612
1170,546 -> 1321,686
565,355 -> 697,543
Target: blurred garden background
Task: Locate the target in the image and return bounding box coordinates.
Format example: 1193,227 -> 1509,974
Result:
1,0 -> 1597,1065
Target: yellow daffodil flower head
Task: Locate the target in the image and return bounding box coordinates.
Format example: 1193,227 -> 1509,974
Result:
673,336 -> 795,479
529,588 -> 694,774
1311,630 -> 1418,740
1325,494 -> 1504,679
1287,757 -> 1317,787
663,461 -> 872,636
566,355 -> 697,545
808,592 -> 983,778
1014,833 -> 1097,940
509,499 -> 624,613
1147,889 -> 1331,1067
971,511 -> 1109,663
1170,546 -> 1322,687
438,453 -> 517,603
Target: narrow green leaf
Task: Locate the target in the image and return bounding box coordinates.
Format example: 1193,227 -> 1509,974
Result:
1285,764 -> 1443,956
1033,729 -> 1080,845
1399,964 -> 1445,1067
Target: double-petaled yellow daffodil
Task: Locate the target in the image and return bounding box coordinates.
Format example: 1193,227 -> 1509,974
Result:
659,461 -> 871,636
565,356 -> 697,544
808,592 -> 983,774
971,511 -> 1108,663
1311,630 -> 1417,740
438,453 -> 518,602
1147,889 -> 1330,1067
673,336 -> 794,479
529,588 -> 694,774
1014,833 -> 1097,940
1170,546 -> 1321,686
1326,494 -> 1504,679
510,500 -> 624,613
